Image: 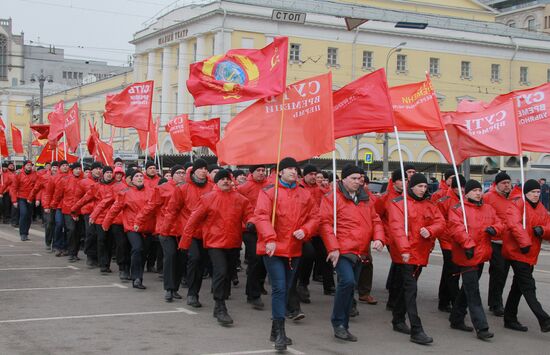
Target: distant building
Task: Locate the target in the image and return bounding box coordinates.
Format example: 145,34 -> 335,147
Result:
0,18 -> 24,89
483,0 -> 550,33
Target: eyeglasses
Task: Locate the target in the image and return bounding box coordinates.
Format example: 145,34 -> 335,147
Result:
174,171 -> 185,175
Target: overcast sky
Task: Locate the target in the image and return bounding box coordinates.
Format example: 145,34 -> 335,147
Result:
6,0 -> 179,66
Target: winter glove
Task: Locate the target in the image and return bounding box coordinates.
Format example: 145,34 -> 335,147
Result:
533,226 -> 544,238
485,226 -> 496,236
246,222 -> 256,233
520,246 -> 531,254
465,247 -> 474,260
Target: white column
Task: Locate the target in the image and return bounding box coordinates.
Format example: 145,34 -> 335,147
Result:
177,40 -> 188,116
161,46 -> 171,125
194,35 -> 207,118
133,54 -> 140,83
146,51 -> 156,81
211,31 -> 225,125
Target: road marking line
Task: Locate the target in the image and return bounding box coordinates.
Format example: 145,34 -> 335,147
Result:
0,253 -> 41,257
0,283 -> 128,292
0,244 -> 15,247
0,307 -> 196,324
535,269 -> 550,275
0,265 -> 79,271
201,348 -> 304,355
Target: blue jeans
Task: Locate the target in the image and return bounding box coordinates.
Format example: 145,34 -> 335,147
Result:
17,199 -> 32,239
52,209 -> 66,250
263,256 -> 299,320
332,256 -> 362,329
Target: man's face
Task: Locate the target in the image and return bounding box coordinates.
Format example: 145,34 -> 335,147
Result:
316,173 -> 324,186
304,172 -> 317,186
24,163 -> 32,172
164,173 -> 172,180
92,167 -> 102,178
252,167 -> 266,182
446,175 -> 454,186
115,172 -> 124,182
411,183 -> 428,198
236,175 -> 247,185
146,166 -> 157,177
114,162 -> 123,168
45,163 -> 51,171
8,164 -> 14,171
51,166 -> 58,175
209,169 -> 219,181
279,167 -> 297,184
73,167 -> 82,177
194,167 -> 208,180
394,179 -> 404,192
342,173 -> 361,193
83,170 -> 90,178
132,172 -> 144,187
60,164 -> 69,173
452,187 -> 465,196
217,177 -> 232,192
104,171 -> 113,182
406,169 -> 416,179
359,174 -> 365,186
466,188 -> 482,202
526,189 -> 541,204
125,176 -> 132,185
496,180 -> 512,194
172,169 -> 185,184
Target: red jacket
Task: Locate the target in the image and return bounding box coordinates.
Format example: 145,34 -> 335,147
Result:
181,187 -> 253,249
91,181 -> 126,225
102,185 -> 154,233
49,172 -> 69,209
319,183 -> 385,255
484,188 -> 520,242
448,200 -> 502,267
237,175 -> 268,209
52,174 -> 83,214
435,189 -> 460,250
503,198 -> 550,266
10,170 -> 37,203
73,177 -> 99,215
144,174 -> 160,189
29,171 -> 51,202
0,170 -> 15,195
254,182 -> 319,258
387,194 -> 445,265
135,180 -> 177,236
430,179 -> 449,202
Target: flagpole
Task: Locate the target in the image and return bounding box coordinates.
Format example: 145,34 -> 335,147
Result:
443,129 -> 468,233
271,96 -> 286,226
393,126 -> 408,237
519,151 -> 526,229
144,130 -> 150,165
62,131 -> 67,160
332,150 -> 337,235
78,143 -> 84,170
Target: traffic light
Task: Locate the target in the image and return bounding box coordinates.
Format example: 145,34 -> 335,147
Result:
483,156 -> 499,175
501,154 -> 530,170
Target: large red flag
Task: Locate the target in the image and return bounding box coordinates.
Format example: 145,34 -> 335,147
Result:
86,120 -> 114,166
390,76 -> 444,131
189,118 -> 220,155
333,69 -> 394,138
10,124 -> 23,154
426,100 -> 521,165
36,144 -> 78,164
64,103 -> 80,153
104,81 -> 153,131
47,100 -> 65,145
137,117 -> 158,155
165,114 -> 192,153
187,37 -> 288,107
0,126 -> 8,157
490,83 -> 550,153
457,99 -> 489,113
217,73 -> 335,165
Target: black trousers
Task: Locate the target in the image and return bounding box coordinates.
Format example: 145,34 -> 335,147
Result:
127,231 -> 146,281
243,231 -> 266,300
504,260 -> 550,327
10,197 -> 19,226
450,264 -> 489,331
64,215 -> 84,257
159,236 -> 186,291
96,225 -> 113,269
43,211 -> 54,247
112,224 -> 130,268
392,264 -> 424,335
83,215 -> 98,261
1,192 -> 11,223
298,236 -> 335,292
146,235 -> 162,271
387,262 -> 400,308
439,248 -> 460,308
358,250 -> 373,297
209,248 -> 240,301
488,242 -> 510,309
187,238 -> 208,298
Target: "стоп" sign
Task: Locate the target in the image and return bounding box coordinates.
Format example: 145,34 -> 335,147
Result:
271,9 -> 306,24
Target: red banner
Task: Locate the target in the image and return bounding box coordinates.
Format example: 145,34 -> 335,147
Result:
426,100 -> 521,165
165,114 -> 192,153
217,73 -> 335,165
104,81 -> 153,131
390,76 -> 444,131
87,120 -> 113,166
189,118 -> 220,155
10,124 -> 23,154
333,69 -> 394,138
64,103 -> 80,153
137,116 -> 158,156
457,99 -> 489,113
36,144 -> 78,164
47,100 -> 65,145
0,128 -> 8,157
187,37 -> 288,107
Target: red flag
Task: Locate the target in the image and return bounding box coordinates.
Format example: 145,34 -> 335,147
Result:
137,116 -> 158,155
36,144 -> 78,164
189,118 -> 220,155
165,114 -> 192,153
457,99 -> 489,113
64,103 -> 80,153
47,100 -> 65,145
390,76 -> 444,131
10,124 -> 23,154
86,120 -> 113,166
0,129 -> 8,157
333,69 -> 394,138
0,116 -> 5,130
187,37 -> 288,107
490,83 -> 550,153
104,81 -> 153,131
217,73 -> 335,165
87,121 -> 97,155
426,100 -> 521,165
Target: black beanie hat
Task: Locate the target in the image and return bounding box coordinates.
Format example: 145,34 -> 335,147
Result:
494,171 -> 511,184
102,166 -> 113,174
451,174 -> 467,189
409,173 -> 428,188
278,157 -> 298,171
465,179 -> 482,194
70,162 -> 81,170
403,164 -> 416,172
129,169 -> 142,180
302,164 -> 318,176
158,177 -> 168,185
83,165 -> 91,171
341,164 -> 362,180
233,169 -> 245,178
214,169 -> 232,183
91,162 -> 103,170
1,162 -> 8,168
249,165 -> 265,174
191,158 -> 208,174
444,169 -> 455,180
145,161 -> 156,169
51,161 -> 59,167
23,160 -> 33,166
125,168 -> 134,178
170,164 -> 184,177
523,179 -> 540,195
391,169 -> 403,182
114,157 -> 123,164
207,164 -> 220,173
183,162 -> 193,170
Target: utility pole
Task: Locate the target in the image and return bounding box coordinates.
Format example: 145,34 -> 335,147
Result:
30,70 -> 53,124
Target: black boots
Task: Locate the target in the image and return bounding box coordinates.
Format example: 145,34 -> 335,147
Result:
410,331 -> 433,345
271,319 -> 289,351
213,300 -> 233,325
270,320 -> 292,345
119,265 -> 130,281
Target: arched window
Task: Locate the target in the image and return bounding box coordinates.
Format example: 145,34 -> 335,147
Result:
0,35 -> 7,80
525,16 -> 536,31
507,20 -> 516,28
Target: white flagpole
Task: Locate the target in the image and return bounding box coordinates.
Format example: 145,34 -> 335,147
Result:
443,130 -> 468,232
144,130 -> 150,165
332,150 -> 337,235
519,152 -> 526,229
393,126 -> 408,236
78,144 -> 84,170
62,132 -> 67,160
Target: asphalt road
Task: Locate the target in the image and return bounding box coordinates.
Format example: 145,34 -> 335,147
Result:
1,223 -> 550,355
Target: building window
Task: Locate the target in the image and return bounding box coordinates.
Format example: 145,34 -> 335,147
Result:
68,72 -> 73,79
327,47 -> 338,67
160,51 -> 163,69
429,57 -> 440,76
0,34 -> 7,80
73,72 -> 78,79
547,69 -> 550,83
79,72 -> 83,80
62,71 -> 67,79
176,46 -> 180,67
193,42 -> 197,62
396,54 -> 407,72
362,51 -> 373,69
461,61 -> 471,79
289,43 -> 301,63
520,66 -> 529,84
527,17 -> 536,31
491,64 -> 501,82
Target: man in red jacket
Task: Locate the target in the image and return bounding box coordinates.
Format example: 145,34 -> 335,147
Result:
11,160 -> 37,241
50,160 -> 70,255
503,179 -> 550,333
387,173 -> 445,345
320,164 -> 385,342
431,169 -> 454,202
254,157 -> 319,351
448,179 -> 500,340
183,169 -> 253,325
143,161 -> 160,189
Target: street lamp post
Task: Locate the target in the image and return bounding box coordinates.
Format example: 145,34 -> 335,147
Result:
30,70 -> 53,124
383,42 -> 407,179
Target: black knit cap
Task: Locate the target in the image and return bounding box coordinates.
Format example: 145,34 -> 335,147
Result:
1,162 -> 8,168
451,174 -> 466,189
278,157 -> 298,171
465,179 -> 482,194
409,173 -> 428,188
494,171 -> 511,184
249,165 -> 265,173
183,162 -> 193,170
391,169 -> 403,182
114,157 -> 123,163
70,162 -> 81,170
170,164 -> 184,177
91,162 -> 103,170
145,161 -> 156,169
129,169 -> 142,180
341,164 -> 363,180
83,165 -> 91,171
23,160 -> 33,166
191,158 -> 208,174
523,179 -> 541,195
125,168 -> 135,177
444,169 -> 455,180
233,169 -> 245,178
403,164 -> 416,172
214,169 -> 232,183
103,166 -> 113,174
302,164 -> 318,176
208,164 -> 220,173
51,161 -> 59,167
